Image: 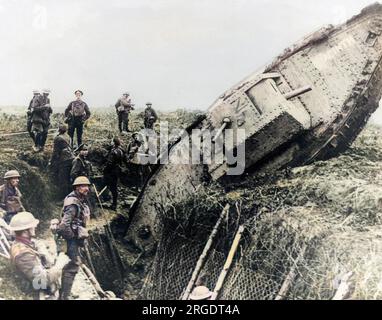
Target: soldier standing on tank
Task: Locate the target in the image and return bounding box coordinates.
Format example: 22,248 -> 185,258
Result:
27,90 -> 41,143
115,92 -> 134,133
64,90 -> 91,148
144,102 -> 158,130
31,90 -> 52,152
9,212 -> 70,300
103,137 -> 127,211
0,170 -> 25,224
56,176 -> 91,300
50,125 -> 74,198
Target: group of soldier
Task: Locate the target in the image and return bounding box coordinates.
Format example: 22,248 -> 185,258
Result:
0,168 -> 92,299
0,90 -> 160,300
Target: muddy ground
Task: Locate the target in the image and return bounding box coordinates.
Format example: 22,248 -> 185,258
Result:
1,107 -> 382,300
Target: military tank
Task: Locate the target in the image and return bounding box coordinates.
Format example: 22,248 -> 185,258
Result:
124,3 -> 382,295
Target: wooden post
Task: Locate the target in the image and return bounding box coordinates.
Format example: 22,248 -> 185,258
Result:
180,204 -> 230,300
275,244 -> 307,300
210,225 -> 245,300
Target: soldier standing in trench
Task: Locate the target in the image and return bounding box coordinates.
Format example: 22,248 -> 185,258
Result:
65,90 -> 91,148
103,137 -> 128,211
70,144 -> 93,182
56,176 -> 91,300
50,125 -> 74,198
0,170 -> 25,224
9,212 -> 70,300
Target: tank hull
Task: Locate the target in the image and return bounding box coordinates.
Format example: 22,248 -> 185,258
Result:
124,4 -> 382,297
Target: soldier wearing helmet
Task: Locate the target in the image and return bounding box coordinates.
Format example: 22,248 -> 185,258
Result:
103,137 -> 128,210
31,89 -> 53,152
64,90 -> 91,148
9,211 -> 70,300
0,170 -> 25,224
70,144 -> 93,183
144,102 -> 158,130
27,90 -> 41,143
189,286 -> 213,300
115,92 -> 134,133
56,176 -> 91,300
127,132 -> 143,161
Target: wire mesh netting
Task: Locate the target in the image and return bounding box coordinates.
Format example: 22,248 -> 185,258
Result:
138,206 -> 310,300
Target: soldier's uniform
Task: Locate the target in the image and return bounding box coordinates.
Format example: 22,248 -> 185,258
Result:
115,96 -> 134,133
10,238 -> 58,299
39,91 -> 52,149
51,131 -> 74,198
9,211 -> 68,300
57,188 -> 90,300
65,99 -> 91,147
70,155 -> 93,182
31,97 -> 52,151
144,104 -> 158,129
27,91 -> 41,142
103,142 -> 127,210
127,134 -> 142,161
0,183 -> 25,224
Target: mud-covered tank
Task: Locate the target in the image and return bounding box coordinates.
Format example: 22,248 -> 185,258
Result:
124,3 -> 382,296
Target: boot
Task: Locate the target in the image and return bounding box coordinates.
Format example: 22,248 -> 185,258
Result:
59,274 -> 75,300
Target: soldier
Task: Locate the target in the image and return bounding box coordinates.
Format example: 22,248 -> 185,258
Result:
9,212 -> 70,300
127,132 -> 142,161
57,176 -> 91,300
0,170 -> 25,224
115,92 -> 134,133
103,137 -> 127,211
27,90 -> 41,143
189,286 -> 213,300
50,125 -> 74,198
39,89 -> 53,150
31,90 -> 52,152
144,102 -> 158,130
70,144 -> 93,182
64,90 -> 91,148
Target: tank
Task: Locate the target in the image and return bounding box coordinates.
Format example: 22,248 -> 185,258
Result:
124,3 -> 382,296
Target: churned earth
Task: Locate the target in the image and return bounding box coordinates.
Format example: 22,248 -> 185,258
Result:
0,107 -> 382,299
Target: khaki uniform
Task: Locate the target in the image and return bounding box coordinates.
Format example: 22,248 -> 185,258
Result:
57,191 -> 90,300
144,106 -> 158,129
50,133 -> 74,198
31,97 -> 52,149
10,238 -> 58,299
103,145 -> 127,209
64,100 -> 91,147
70,156 -> 93,182
0,184 -> 25,224
115,97 -> 133,132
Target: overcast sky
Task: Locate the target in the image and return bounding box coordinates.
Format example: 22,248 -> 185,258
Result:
1,0 -> 382,122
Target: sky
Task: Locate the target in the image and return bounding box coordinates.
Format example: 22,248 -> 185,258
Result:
1,0 -> 382,123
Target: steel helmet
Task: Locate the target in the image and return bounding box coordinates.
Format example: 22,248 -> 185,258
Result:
9,212 -> 39,231
42,88 -> 51,94
32,90 -> 40,95
4,170 -> 20,180
73,176 -> 91,186
146,102 -> 152,106
189,286 -> 212,300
